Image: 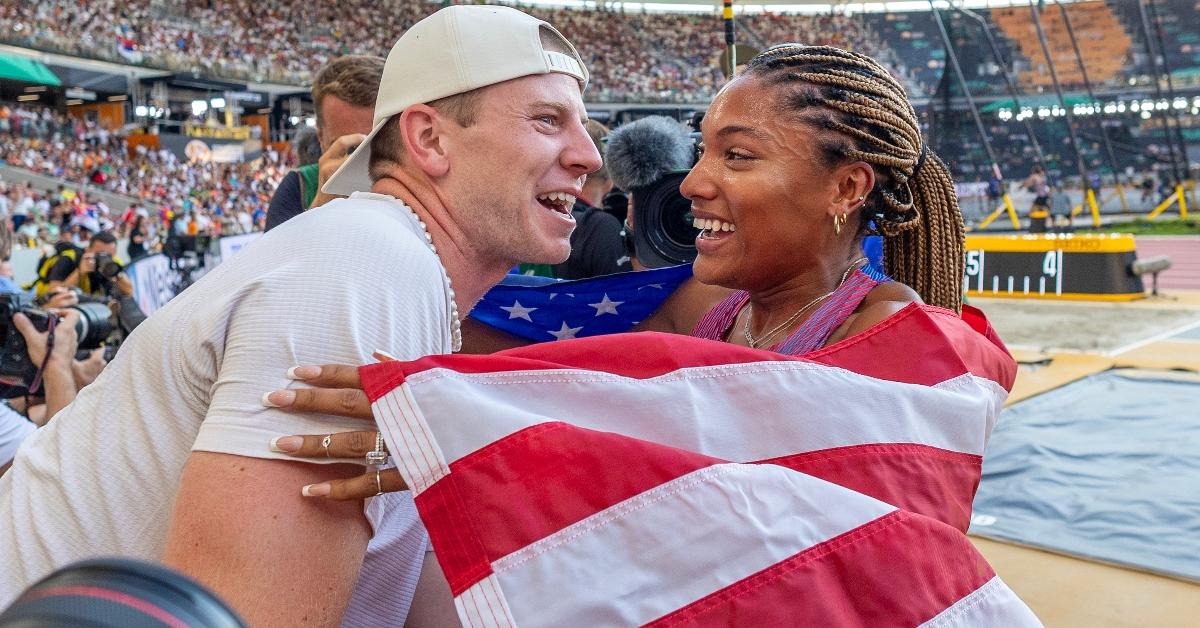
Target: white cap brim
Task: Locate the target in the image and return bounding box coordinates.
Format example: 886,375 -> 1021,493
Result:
321,116 -> 389,197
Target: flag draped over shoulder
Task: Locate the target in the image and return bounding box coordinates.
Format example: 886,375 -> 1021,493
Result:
362,304 -> 1038,627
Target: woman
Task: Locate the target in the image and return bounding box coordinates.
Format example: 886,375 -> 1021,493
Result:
126,214 -> 149,260
265,45 -> 974,502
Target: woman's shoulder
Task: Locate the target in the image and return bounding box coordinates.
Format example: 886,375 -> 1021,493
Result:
861,280 -> 921,307
827,280 -> 921,344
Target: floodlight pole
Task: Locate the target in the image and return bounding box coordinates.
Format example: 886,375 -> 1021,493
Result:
1054,0 -> 1128,211
1141,0 -> 1188,184
947,4 -> 1046,167
929,1 -> 1020,230
1133,0 -> 1190,219
723,0 -> 736,75
1027,0 -> 1100,226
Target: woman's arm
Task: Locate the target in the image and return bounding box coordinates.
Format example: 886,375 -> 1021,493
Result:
460,317 -> 533,354
634,276 -> 734,334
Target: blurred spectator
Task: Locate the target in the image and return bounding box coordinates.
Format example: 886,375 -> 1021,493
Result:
1,102 -> 282,251
266,55 -> 383,231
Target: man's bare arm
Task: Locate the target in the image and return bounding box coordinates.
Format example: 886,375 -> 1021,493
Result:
163,452 -> 371,627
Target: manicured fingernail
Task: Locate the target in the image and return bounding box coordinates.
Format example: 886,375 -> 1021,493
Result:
301,483 -> 331,497
270,436 -> 302,453
286,366 -> 321,380
373,349 -> 397,361
261,390 -> 295,407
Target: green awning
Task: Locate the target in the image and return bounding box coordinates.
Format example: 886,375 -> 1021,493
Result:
0,54 -> 62,87
980,95 -> 1090,113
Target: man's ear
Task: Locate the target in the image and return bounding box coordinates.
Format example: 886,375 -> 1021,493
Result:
830,160 -> 875,217
398,104 -> 450,178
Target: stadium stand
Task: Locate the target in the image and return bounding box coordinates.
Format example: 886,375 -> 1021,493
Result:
992,1 -> 1131,88
1,102 -> 279,252
0,1 -> 938,103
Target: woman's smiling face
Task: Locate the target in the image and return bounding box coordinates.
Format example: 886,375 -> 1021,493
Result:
680,75 -> 849,293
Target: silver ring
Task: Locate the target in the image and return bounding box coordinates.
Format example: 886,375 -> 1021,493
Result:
365,432 -> 389,466
321,434 -> 332,458
374,469 -> 383,496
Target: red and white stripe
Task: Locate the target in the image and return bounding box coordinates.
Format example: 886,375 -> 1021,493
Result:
363,304 -> 1037,626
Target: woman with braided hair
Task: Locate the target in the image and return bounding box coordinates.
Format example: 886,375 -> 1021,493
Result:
252,44 -> 1024,624
261,44 -> 1011,516
675,42 -> 968,352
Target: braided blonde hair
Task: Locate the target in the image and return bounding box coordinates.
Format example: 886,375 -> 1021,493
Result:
745,44 -> 965,312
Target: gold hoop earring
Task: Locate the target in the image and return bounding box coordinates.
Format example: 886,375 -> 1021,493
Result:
833,213 -> 847,236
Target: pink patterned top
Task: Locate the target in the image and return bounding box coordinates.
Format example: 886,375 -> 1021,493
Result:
691,266 -> 890,356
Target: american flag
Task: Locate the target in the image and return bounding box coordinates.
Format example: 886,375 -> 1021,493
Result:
471,265 -> 694,342
362,304 -> 1039,626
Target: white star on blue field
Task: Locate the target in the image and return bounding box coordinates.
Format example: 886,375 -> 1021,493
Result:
470,265 -> 693,342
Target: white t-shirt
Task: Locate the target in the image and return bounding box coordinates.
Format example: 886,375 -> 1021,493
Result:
0,403 -> 35,468
0,193 -> 452,622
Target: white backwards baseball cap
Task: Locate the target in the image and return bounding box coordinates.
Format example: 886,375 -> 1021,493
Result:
322,5 -> 589,196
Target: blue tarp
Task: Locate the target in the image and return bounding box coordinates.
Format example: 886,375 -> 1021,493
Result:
971,369 -> 1200,581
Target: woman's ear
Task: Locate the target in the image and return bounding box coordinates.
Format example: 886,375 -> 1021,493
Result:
830,160 -> 875,217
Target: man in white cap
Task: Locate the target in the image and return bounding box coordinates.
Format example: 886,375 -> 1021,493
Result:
0,5 -> 599,626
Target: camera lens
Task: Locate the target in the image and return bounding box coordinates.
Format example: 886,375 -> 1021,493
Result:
631,171 -> 699,268
659,193 -> 696,249
0,558 -> 245,628
71,302 -> 114,349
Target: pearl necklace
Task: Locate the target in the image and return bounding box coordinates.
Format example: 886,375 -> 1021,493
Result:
742,257 -> 868,350
405,205 -> 462,353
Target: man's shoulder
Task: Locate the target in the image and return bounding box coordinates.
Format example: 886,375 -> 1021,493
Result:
250,197 -> 437,278
293,196 -> 420,241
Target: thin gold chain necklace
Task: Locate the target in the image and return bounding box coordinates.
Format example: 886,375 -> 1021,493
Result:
742,257 -> 868,349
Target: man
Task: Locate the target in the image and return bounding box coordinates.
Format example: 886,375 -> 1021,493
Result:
0,6 -> 599,626
28,230 -> 118,298
265,55 -> 382,231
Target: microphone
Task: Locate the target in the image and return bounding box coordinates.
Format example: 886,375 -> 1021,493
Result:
605,116 -> 695,192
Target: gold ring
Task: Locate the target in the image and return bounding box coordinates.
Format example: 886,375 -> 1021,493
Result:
374,469 -> 383,496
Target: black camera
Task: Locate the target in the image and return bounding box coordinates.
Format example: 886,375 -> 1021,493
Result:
93,251 -> 123,279
0,293 -> 114,393
630,169 -> 699,268
607,113 -> 705,268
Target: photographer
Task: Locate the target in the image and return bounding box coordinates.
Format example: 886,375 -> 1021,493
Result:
0,308 -> 110,474
31,231 -> 120,299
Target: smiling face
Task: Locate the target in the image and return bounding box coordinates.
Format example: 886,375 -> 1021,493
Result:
440,73 -> 601,266
680,75 -> 854,292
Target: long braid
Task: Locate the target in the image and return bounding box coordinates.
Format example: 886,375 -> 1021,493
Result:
746,44 -> 965,312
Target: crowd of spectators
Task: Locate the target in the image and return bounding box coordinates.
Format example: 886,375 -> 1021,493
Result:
0,0 -> 927,103
1,103 -> 281,257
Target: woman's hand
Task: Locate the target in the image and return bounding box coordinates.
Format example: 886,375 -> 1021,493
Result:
263,354 -> 407,500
